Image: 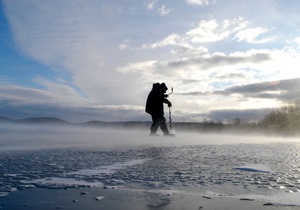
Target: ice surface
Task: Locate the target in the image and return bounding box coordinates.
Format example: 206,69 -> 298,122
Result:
147,194 -> 171,207
238,192 -> 300,207
2,125 -> 300,207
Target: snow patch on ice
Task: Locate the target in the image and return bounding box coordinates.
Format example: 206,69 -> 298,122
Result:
28,177 -> 103,188
233,163 -> 272,173
0,192 -> 9,197
68,159 -> 150,176
95,196 -> 104,201
25,159 -> 150,189
204,191 -> 228,197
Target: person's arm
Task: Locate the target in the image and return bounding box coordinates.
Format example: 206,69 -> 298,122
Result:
163,98 -> 172,107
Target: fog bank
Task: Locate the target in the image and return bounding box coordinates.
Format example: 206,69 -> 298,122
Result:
1,124 -> 299,151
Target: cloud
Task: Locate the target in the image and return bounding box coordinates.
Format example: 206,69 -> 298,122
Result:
3,1 -> 300,123
235,27 -> 275,44
166,51 -> 271,70
2,81 -> 272,123
173,79 -> 300,122
186,17 -> 274,44
145,0 -> 157,10
1,77 -> 299,123
119,39 -> 133,50
3,0 -> 141,106
217,78 -> 300,101
142,34 -> 189,49
294,37 -> 300,47
0,80 -> 90,107
185,0 -> 211,5
181,78 -> 300,102
0,102 -> 147,123
0,83 -> 147,122
169,106 -> 268,122
141,17 -> 273,48
157,4 -> 173,16
119,50 -> 271,78
144,1 -> 173,16
187,19 -> 231,43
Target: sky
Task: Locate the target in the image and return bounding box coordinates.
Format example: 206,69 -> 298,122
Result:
1,0 -> 300,123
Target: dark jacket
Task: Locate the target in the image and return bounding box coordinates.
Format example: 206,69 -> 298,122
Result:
145,83 -> 170,116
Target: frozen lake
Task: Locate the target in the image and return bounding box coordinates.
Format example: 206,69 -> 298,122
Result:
1,124 -> 300,206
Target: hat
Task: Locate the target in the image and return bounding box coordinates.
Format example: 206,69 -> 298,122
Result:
160,83 -> 168,90
152,83 -> 160,90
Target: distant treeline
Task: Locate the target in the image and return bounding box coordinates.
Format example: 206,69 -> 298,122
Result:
222,101 -> 300,136
258,102 -> 300,136
1,102 -> 300,136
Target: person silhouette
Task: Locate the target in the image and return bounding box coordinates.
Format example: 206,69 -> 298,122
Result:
145,83 -> 173,136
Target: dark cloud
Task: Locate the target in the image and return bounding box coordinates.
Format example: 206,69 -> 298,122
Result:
176,91 -> 209,96
172,108 -> 268,122
202,53 -> 270,69
166,52 -> 271,70
217,78 -> 300,101
215,73 -> 246,79
0,103 -> 147,123
0,94 -> 280,123
179,78 -> 300,102
181,79 -> 203,84
2,78 -> 299,123
205,108 -> 268,121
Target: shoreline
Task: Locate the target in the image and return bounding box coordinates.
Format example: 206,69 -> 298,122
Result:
0,187 -> 298,210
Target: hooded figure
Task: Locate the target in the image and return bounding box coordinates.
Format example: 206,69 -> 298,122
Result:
145,83 -> 173,136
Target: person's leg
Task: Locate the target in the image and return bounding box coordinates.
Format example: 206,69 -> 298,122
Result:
150,115 -> 160,135
158,116 -> 170,135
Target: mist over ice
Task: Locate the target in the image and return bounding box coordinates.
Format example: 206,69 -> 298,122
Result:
1,123 -> 299,151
